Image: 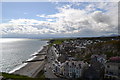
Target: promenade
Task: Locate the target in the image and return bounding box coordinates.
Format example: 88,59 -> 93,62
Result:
13,46 -> 48,78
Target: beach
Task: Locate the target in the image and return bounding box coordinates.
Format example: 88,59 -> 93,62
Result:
12,45 -> 48,78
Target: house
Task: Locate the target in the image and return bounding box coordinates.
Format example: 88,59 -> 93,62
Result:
51,45 -> 61,59
82,54 -> 106,80
52,60 -> 88,78
52,60 -> 62,74
57,54 -> 68,63
82,65 -> 101,80
82,60 -> 105,80
91,54 -> 106,65
61,61 -> 88,78
105,56 -> 120,79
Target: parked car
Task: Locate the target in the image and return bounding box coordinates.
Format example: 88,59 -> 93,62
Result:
52,70 -> 55,73
49,66 -> 51,69
44,68 -> 46,72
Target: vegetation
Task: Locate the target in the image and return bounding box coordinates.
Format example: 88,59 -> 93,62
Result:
49,39 -> 63,46
35,70 -> 46,79
48,36 -> 120,61
1,70 -> 47,80
1,72 -> 32,80
83,40 -> 120,60
48,37 -> 77,46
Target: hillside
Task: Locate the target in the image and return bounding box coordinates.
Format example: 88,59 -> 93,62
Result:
82,40 -> 120,61
49,36 -> 120,61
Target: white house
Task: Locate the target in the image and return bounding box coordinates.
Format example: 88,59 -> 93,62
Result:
61,61 -> 88,78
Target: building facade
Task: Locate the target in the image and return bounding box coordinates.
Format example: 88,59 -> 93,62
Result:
61,61 -> 88,78
105,57 -> 120,79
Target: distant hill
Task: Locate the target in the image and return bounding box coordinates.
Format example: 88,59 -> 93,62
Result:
101,34 -> 120,37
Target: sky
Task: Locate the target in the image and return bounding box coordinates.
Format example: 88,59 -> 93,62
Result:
0,1 -> 119,38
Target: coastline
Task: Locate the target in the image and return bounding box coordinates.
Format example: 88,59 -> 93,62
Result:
11,45 -> 48,78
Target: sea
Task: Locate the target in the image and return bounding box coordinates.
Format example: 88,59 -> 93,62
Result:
0,38 -> 48,73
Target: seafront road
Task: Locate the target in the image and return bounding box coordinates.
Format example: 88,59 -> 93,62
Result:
13,45 -> 65,79
45,47 -> 66,80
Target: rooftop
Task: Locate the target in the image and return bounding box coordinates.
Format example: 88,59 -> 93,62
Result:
109,56 -> 120,63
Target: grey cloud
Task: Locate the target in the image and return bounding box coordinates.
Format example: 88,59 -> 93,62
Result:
1,2 -> 118,38
92,11 -> 111,24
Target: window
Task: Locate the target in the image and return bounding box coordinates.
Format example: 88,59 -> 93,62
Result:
72,62 -> 74,65
118,73 -> 120,76
106,71 -> 108,74
66,62 -> 68,65
118,67 -> 120,70
109,72 -> 113,75
77,70 -> 79,74
107,65 -> 110,68
79,64 -> 81,68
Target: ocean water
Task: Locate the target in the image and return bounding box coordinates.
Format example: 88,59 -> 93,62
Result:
0,38 -> 47,73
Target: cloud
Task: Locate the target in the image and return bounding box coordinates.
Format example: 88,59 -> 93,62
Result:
9,19 -> 42,25
92,11 -> 111,24
36,14 -> 46,18
1,2 -> 118,37
46,19 -> 55,22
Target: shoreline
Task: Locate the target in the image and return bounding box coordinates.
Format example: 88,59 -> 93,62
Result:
11,45 -> 48,78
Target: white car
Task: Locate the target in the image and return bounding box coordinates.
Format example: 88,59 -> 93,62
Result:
44,68 -> 46,72
52,70 -> 55,73
49,66 -> 51,69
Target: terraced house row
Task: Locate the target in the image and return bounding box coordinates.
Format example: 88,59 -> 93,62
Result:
49,37 -> 120,80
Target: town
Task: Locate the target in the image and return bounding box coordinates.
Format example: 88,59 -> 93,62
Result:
1,36 -> 120,80
45,36 -> 120,80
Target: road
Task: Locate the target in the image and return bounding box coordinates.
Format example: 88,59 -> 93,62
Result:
44,47 -> 65,80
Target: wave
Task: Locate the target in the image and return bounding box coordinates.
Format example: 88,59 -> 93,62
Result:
26,56 -> 37,61
8,43 -> 48,73
30,47 -> 43,56
9,63 -> 27,74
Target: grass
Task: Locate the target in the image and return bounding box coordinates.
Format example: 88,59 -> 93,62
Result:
1,72 -> 32,80
35,70 -> 45,79
48,37 -> 77,46
49,40 -> 63,46
1,70 -> 47,80
52,40 -> 63,44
